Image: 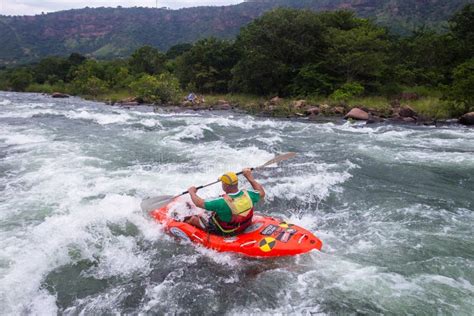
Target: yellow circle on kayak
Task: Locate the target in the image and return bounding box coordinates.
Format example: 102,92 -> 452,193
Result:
259,237 -> 276,252
279,222 -> 290,228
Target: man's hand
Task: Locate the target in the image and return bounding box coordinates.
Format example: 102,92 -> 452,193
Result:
242,168 -> 253,179
188,186 -> 197,195
188,186 -> 205,208
243,168 -> 265,199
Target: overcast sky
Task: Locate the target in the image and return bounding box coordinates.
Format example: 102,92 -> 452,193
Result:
0,0 -> 244,16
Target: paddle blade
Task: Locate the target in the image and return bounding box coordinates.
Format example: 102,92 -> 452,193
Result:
140,195 -> 174,212
259,152 -> 296,169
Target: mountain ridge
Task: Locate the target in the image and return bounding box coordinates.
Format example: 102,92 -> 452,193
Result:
0,0 -> 471,65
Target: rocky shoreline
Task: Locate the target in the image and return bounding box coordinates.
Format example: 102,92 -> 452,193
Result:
50,92 -> 474,127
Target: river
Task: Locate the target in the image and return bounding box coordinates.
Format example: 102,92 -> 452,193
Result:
0,92 -> 473,315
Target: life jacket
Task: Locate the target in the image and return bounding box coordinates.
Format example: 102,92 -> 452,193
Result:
211,190 -> 254,235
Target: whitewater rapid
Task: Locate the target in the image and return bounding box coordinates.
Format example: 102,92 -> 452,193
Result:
0,92 -> 473,314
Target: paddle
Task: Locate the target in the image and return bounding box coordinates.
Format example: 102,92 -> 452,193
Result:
140,152 -> 296,212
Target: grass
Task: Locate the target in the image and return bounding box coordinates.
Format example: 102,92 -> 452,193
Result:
21,84 -> 458,120
407,97 -> 452,119
93,90 -> 134,103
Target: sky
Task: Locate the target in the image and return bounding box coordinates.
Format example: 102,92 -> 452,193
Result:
0,0 -> 244,16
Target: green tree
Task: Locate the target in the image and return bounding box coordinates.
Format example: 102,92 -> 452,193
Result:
231,8 -> 328,95
175,38 -> 238,93
129,73 -> 181,104
449,4 -> 474,61
9,69 -> 33,91
71,60 -> 109,95
72,76 -> 108,96
324,22 -> 391,92
33,56 -> 70,84
444,59 -> 474,115
166,43 -> 193,59
330,81 -> 365,102
289,63 -> 334,96
393,31 -> 456,87
129,46 -> 167,75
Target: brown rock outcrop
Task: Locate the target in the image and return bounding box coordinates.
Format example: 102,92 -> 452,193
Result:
399,105 -> 417,118
459,112 -> 474,125
344,108 -> 369,120
305,107 -> 320,116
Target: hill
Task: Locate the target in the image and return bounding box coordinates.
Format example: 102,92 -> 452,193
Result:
0,0 -> 470,65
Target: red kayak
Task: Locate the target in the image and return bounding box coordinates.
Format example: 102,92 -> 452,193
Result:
150,198 -> 323,257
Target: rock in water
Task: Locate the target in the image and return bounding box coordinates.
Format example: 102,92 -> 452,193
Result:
399,105 -> 417,118
345,108 -> 369,120
459,112 -> 474,125
305,107 -> 320,116
51,92 -> 69,98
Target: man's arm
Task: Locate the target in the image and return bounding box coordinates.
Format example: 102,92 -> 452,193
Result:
242,168 -> 265,200
188,186 -> 205,208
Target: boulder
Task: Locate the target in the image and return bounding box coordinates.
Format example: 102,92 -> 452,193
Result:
217,99 -> 228,105
51,92 -> 69,98
333,106 -> 345,115
367,116 -> 384,124
344,108 -> 369,120
399,105 -> 417,118
305,107 -> 320,116
319,104 -> 330,113
192,104 -> 208,111
402,117 -> 417,123
121,101 -> 139,106
182,101 -> 193,107
119,97 -> 139,104
459,112 -> 474,125
292,99 -> 306,110
213,103 -> 232,110
269,96 -> 283,105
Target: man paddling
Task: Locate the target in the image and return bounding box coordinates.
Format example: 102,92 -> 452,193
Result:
185,168 -> 265,236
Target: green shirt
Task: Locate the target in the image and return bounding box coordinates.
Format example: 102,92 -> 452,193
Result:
204,189 -> 260,222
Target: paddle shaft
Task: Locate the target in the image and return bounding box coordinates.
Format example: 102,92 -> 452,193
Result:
177,168 -> 253,196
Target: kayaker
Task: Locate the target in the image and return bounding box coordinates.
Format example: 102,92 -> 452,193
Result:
185,168 -> 265,235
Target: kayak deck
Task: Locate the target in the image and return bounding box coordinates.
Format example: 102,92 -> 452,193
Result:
150,199 -> 323,257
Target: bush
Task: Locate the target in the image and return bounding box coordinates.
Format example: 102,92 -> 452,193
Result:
129,73 -> 181,104
72,76 -> 108,96
444,58 -> 474,115
8,69 -> 33,91
330,82 -> 364,102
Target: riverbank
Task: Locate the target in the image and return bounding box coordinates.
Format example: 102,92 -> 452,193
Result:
44,89 -> 473,127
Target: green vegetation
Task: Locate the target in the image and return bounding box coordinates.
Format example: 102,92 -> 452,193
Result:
0,1 -> 471,65
0,5 -> 473,119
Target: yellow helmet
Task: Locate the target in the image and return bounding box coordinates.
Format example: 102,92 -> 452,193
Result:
219,172 -> 238,185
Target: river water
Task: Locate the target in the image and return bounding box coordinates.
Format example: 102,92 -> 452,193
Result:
0,92 -> 473,315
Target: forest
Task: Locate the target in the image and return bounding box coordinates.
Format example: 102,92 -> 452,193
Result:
0,5 -> 473,118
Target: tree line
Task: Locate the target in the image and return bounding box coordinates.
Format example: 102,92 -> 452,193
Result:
0,5 -> 472,116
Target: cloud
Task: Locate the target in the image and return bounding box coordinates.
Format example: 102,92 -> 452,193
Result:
0,0 -> 244,16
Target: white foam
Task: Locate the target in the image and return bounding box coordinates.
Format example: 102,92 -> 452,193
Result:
65,110 -> 133,125
264,162 -> 354,203
169,124 -> 214,140
1,132 -> 49,145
